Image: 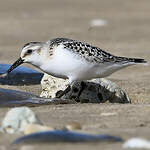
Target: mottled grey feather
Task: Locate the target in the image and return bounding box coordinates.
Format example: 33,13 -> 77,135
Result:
48,38 -> 146,64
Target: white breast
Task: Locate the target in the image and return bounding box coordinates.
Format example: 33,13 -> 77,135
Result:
40,44 -> 98,82
40,44 -> 126,83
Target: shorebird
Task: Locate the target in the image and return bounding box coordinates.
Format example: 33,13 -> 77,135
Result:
5,38 -> 147,99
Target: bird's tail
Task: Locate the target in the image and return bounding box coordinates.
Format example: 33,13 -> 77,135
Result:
128,58 -> 147,64
116,56 -> 147,65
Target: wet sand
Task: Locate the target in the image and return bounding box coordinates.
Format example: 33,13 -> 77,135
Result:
0,0 -> 150,149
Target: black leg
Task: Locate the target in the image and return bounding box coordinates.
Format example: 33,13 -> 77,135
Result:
56,85 -> 71,98
75,81 -> 86,102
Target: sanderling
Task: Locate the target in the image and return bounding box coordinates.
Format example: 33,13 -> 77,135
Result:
5,38 -> 147,99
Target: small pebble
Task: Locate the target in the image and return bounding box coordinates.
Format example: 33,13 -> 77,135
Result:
90,19 -> 108,27
1,107 -> 42,134
101,112 -> 117,116
65,122 -> 82,131
24,124 -> 54,135
20,145 -> 35,150
123,138 -> 150,149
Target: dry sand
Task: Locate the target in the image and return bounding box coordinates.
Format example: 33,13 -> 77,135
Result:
0,0 -> 150,149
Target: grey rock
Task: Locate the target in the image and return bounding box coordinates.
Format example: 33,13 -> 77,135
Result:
40,74 -> 130,103
0,64 -> 43,85
1,107 -> 42,134
40,75 -> 68,98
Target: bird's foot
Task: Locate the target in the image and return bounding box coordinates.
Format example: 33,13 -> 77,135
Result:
56,85 -> 71,98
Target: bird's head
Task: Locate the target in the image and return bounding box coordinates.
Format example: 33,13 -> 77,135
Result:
7,42 -> 44,74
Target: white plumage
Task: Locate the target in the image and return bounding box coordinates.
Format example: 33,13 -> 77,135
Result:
6,38 -> 147,98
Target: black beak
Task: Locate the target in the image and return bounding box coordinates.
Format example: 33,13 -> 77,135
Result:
7,57 -> 24,74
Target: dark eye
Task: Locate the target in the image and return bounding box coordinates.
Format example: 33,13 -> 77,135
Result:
27,49 -> 32,54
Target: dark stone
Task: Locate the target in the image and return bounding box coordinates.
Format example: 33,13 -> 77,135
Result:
97,93 -> 103,102
12,130 -> 123,144
0,64 -> 43,85
0,88 -> 76,107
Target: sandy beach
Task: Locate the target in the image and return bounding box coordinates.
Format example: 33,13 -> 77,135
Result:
0,0 -> 150,149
